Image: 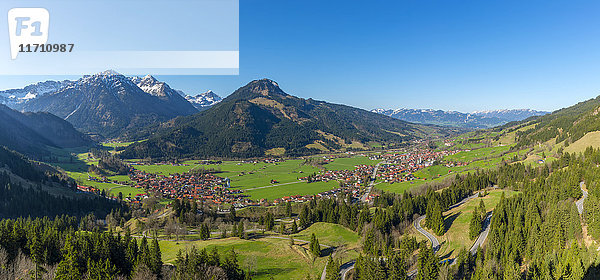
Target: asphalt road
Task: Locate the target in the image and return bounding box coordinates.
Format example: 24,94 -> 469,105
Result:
469,211 -> 493,255
576,181 -> 587,215
342,191 -> 485,279
359,161 -> 383,202
413,191 -> 481,253
413,215 -> 441,252
406,191 -> 486,276
339,260 -> 355,280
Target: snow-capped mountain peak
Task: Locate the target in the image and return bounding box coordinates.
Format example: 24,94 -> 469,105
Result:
97,69 -> 121,76
184,90 -> 222,109
1,71 -> 217,113
470,109 -> 549,121
0,80 -> 73,106
131,75 -> 173,98
372,108 -> 549,129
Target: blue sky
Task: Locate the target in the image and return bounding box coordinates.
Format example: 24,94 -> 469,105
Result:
3,0 -> 600,112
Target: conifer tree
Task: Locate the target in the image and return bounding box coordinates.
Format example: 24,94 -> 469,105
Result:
388,253 -> 407,280
427,200 -> 445,236
150,238 -> 162,276
325,255 -> 341,280
310,233 -> 321,258
55,237 -> 82,280
469,210 -> 483,240
416,246 -> 439,280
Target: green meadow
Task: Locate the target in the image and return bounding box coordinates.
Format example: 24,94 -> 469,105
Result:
244,181 -> 339,201
157,222 -> 359,280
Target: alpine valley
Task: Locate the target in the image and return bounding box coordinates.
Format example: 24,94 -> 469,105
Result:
1,71 -> 600,280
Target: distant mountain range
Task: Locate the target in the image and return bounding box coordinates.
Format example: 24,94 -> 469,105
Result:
121,79 -> 460,159
9,71 -> 198,139
0,104 -> 92,160
0,80 -> 73,106
471,109 -> 549,122
5,71 -> 549,154
0,72 -> 226,140
372,108 -> 549,129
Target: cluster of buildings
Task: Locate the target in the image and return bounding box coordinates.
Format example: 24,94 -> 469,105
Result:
128,169 -> 248,205
375,149 -> 464,183
273,186 -> 364,205
239,158 -> 284,164
300,164 -> 374,185
128,161 -> 190,167
77,146 -> 471,208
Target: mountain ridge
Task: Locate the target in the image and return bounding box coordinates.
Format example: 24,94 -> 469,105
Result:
0,104 -> 92,159
16,71 -> 199,140
373,108 -> 548,129
120,79 -> 460,159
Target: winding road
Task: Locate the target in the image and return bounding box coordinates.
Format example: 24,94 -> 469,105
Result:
469,211 -> 493,255
340,182 -> 588,279
406,192 -> 493,276
413,192 -> 481,253
339,191 -> 485,279
576,181 -> 587,215
413,215 -> 441,252
339,260 -> 355,280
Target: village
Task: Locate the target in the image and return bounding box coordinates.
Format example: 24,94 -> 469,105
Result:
77,147 -> 465,209
374,148 -> 466,183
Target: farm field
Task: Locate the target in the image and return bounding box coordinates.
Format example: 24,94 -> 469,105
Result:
67,171 -> 146,197
132,158 -> 362,200
102,141 -> 138,148
60,154 -> 376,201
413,165 -> 453,180
134,159 -> 319,190
444,145 -> 511,162
292,222 -> 360,248
130,160 -> 204,175
243,181 -> 338,201
375,181 -> 421,194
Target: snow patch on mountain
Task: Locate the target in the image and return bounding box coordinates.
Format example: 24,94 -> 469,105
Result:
471,109 -> 549,122
372,108 -> 548,129
0,80 -> 73,107
130,75 -> 175,98
184,90 -> 222,109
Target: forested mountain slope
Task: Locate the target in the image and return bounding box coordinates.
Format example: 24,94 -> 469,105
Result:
121,79 -> 460,159
515,95 -> 600,148
0,104 -> 92,160
0,146 -> 122,218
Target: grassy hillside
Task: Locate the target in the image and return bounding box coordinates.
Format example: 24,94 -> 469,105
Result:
564,131 -> 600,154
513,95 -> 600,149
157,222 -> 359,280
